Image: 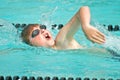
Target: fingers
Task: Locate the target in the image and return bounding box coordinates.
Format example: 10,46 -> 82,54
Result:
96,32 -> 105,41
96,31 -> 105,40
93,36 -> 105,44
85,26 -> 106,44
90,32 -> 105,44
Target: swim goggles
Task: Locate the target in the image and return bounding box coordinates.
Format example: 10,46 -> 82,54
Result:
31,25 -> 46,38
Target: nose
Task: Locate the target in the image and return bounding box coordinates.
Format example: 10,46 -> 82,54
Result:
41,29 -> 45,34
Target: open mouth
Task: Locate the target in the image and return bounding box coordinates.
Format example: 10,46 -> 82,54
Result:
45,33 -> 50,40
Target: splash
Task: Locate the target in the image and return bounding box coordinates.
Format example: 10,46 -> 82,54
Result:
39,6 -> 58,38
0,19 -> 16,41
0,19 -> 22,49
94,22 -> 120,56
40,6 -> 58,27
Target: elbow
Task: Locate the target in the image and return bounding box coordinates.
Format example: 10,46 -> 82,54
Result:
79,6 -> 89,11
81,6 -> 89,9
79,6 -> 90,13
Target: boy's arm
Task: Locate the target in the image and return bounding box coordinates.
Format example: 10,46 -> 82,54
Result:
55,6 -> 105,45
79,6 -> 105,44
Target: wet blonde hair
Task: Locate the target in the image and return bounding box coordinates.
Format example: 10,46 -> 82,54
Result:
21,24 -> 39,45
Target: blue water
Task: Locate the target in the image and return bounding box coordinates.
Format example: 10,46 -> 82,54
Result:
0,0 -> 120,79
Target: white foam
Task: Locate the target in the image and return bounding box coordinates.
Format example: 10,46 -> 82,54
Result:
94,22 -> 120,56
0,19 -> 18,46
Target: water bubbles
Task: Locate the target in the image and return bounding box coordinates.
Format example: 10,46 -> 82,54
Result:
0,19 -> 24,51
93,22 -> 120,56
0,19 -> 17,45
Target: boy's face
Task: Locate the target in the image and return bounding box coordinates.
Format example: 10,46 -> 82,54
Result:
29,26 -> 55,47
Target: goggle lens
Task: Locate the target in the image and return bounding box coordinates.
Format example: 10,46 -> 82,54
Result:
31,25 -> 46,38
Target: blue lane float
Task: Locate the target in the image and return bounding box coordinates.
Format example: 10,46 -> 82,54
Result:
0,76 -> 119,80
11,23 -> 120,31
0,23 -> 119,31
0,24 -> 3,27
107,25 -> 119,31
12,23 -> 64,30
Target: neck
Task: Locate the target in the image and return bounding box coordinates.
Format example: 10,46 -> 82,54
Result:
51,44 -> 57,50
51,40 -> 57,50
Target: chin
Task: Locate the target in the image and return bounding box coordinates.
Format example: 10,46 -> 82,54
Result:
48,40 -> 55,47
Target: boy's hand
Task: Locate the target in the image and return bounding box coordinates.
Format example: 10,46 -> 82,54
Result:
82,25 -> 105,44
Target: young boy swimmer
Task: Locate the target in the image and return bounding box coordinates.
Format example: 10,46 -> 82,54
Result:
21,6 -> 105,50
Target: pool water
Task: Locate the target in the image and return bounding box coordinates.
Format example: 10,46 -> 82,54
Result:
0,0 -> 120,79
